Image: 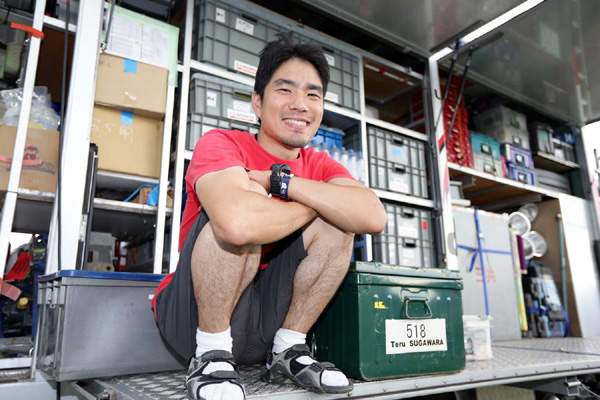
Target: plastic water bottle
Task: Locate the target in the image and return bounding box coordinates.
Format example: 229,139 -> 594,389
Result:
340,146 -> 349,169
330,145 -> 341,163
347,149 -> 357,179
356,151 -> 366,184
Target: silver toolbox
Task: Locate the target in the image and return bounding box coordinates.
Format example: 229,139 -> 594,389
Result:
367,125 -> 428,199
473,152 -> 504,177
372,201 -> 435,268
36,271 -> 184,381
190,0 -> 361,111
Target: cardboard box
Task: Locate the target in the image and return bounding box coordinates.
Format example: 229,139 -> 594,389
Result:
91,106 -> 163,178
132,185 -> 173,208
0,126 -> 59,192
95,53 -> 168,118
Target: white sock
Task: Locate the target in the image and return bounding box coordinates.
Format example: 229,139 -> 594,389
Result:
272,328 -> 349,388
195,327 -> 233,357
195,327 -> 243,400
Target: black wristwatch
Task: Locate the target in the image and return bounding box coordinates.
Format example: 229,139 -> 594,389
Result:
270,163 -> 291,197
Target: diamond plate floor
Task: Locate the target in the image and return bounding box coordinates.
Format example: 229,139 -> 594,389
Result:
86,339 -> 600,400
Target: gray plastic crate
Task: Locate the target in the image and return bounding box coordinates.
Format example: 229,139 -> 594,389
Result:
367,126 -> 428,198
187,112 -> 259,150
372,201 -> 435,268
189,72 -> 258,125
473,152 -> 503,177
191,0 -> 361,112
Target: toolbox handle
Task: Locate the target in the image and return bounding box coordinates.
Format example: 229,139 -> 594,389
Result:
401,208 -> 415,218
402,292 -> 433,320
518,172 -> 528,183
483,163 -> 495,174
403,238 -> 417,248
393,137 -> 404,146
481,143 -> 491,155
515,154 -> 524,164
394,165 -> 406,174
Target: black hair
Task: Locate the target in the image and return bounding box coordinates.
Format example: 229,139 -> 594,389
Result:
254,33 -> 330,99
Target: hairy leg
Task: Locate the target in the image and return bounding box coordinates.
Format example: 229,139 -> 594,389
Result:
282,217 -> 354,333
191,221 -> 261,333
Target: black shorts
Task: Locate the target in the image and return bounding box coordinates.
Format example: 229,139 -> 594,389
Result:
154,210 -> 307,365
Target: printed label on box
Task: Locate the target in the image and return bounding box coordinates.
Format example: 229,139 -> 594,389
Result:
215,8 -> 226,23
399,226 -> 418,238
402,249 -> 415,260
235,18 -> 255,36
234,60 -> 258,76
325,91 -> 339,103
233,100 -> 251,113
227,109 -> 257,124
386,319 -> 447,354
324,53 -> 335,67
390,173 -> 409,193
206,91 -> 217,108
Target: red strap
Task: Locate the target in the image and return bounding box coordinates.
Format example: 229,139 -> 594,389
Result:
11,23 -> 44,39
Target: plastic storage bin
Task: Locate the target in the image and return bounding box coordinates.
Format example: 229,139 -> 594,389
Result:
507,163 -> 536,185
187,112 -> 258,150
36,270 -> 184,381
314,261 -> 465,380
501,143 -> 534,169
367,126 -> 428,198
473,152 -> 503,176
463,315 -> 493,361
191,0 -> 361,111
470,131 -> 500,159
372,201 -> 434,268
314,126 -> 344,149
528,122 -> 554,154
189,72 -> 258,125
535,168 -> 571,194
473,106 -> 530,150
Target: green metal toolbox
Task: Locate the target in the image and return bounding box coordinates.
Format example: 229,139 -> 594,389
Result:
314,262 -> 465,381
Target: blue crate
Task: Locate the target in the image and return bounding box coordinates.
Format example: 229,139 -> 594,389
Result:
316,127 -> 344,149
507,162 -> 535,185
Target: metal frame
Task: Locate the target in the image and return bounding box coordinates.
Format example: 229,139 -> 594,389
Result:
46,0 -> 104,273
0,0 -> 47,279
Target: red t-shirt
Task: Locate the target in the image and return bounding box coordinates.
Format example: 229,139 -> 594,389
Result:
152,129 -> 353,317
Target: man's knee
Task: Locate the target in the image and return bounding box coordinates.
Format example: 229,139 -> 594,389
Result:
303,217 -> 354,254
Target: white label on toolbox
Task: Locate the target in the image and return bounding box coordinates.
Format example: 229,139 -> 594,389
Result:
235,18 -> 255,36
228,108 -> 257,124
215,8 -> 226,23
390,173 -> 409,193
233,100 -> 251,113
324,53 -> 335,67
399,226 -> 418,238
206,91 -> 217,107
325,91 -> 339,103
386,319 -> 447,354
234,60 -> 258,76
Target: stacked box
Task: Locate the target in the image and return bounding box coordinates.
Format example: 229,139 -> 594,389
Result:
502,143 -> 535,184
470,131 -> 503,176
507,163 -> 536,185
314,262 -> 465,380
367,126 -> 428,198
372,201 -> 435,269
535,168 -> 571,194
187,113 -> 258,150
473,106 -> 530,150
191,0 -> 361,111
528,122 -> 554,155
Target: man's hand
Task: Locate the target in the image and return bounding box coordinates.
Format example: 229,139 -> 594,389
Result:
247,169 -> 271,193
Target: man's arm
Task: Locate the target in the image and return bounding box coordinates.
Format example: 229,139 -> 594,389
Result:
196,166 -> 317,247
248,171 -> 386,235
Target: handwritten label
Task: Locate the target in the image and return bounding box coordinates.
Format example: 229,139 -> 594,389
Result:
206,91 -> 217,108
235,18 -> 254,36
215,8 -> 226,23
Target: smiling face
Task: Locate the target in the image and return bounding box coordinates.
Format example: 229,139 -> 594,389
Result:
252,58 -> 324,156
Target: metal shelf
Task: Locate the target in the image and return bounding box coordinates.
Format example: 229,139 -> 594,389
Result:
74,338 -> 600,400
373,188 -> 435,209
365,117 -> 429,142
448,162 -> 566,209
96,170 -> 159,193
533,152 -> 580,173
43,15 -> 77,33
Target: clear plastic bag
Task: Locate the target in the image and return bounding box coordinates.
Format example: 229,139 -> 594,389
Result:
0,86 -> 60,130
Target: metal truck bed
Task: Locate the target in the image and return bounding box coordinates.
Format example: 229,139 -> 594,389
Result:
69,338 -> 600,400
